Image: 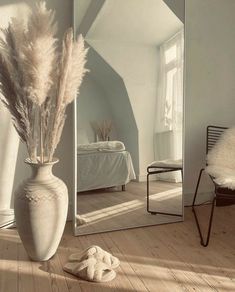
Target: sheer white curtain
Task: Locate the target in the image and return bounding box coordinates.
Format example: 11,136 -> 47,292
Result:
154,30 -> 184,182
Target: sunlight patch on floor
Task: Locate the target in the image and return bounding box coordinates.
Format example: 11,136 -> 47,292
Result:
149,187 -> 182,200
78,188 -> 181,225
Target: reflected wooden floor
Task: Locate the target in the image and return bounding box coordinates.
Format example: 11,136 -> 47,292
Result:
76,181 -> 183,235
0,206 -> 235,291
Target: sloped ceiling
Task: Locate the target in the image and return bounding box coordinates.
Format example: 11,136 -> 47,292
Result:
86,0 -> 183,45
163,0 -> 185,23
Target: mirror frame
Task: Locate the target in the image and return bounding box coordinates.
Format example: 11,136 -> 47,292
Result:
72,0 -> 185,236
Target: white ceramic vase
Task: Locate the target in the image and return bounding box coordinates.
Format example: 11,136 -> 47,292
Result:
14,158 -> 68,261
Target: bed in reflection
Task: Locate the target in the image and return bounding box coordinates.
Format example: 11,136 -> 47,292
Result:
77,141 -> 136,192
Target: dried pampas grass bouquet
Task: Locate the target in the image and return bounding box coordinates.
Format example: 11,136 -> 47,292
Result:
0,1 -> 88,163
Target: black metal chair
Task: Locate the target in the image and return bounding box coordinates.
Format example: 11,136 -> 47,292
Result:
192,125 -> 235,247
147,159 -> 183,216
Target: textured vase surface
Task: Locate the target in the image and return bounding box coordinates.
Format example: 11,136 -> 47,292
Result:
14,158 -> 68,261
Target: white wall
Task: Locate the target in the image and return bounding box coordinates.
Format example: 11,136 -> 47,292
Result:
0,0 -> 74,218
77,75 -> 117,143
184,0 -> 235,204
89,41 -> 159,179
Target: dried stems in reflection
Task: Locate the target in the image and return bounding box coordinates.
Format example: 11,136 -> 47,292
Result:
91,120 -> 113,141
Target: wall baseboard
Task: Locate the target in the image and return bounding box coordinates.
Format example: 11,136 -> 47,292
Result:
0,209 -> 15,228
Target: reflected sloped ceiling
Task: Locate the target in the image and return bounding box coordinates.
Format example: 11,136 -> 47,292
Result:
85,45 -> 139,173
163,0 -> 185,23
86,0 -> 183,45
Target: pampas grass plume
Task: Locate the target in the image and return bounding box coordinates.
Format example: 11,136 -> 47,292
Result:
0,1 -> 88,162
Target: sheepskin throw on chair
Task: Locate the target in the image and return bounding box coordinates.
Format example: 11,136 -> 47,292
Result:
206,127 -> 235,189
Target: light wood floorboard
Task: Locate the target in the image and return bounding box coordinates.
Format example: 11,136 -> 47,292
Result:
76,181 -> 183,235
0,204 -> 235,292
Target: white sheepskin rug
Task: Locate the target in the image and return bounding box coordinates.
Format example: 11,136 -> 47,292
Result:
206,127 -> 235,189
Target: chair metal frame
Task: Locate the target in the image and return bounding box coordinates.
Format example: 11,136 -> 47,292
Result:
147,164 -> 183,217
192,125 -> 229,247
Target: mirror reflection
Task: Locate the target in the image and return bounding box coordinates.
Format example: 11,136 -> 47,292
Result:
75,0 -> 184,235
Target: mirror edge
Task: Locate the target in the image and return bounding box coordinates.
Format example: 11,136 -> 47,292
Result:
72,0 -> 78,235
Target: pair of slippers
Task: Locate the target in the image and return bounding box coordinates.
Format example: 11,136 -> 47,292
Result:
63,245 -> 120,282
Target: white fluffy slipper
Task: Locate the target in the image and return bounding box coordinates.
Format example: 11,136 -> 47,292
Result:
68,245 -> 120,269
63,256 -> 116,282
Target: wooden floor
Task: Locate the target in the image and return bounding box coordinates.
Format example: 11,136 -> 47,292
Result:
0,204 -> 235,292
77,181 -> 183,235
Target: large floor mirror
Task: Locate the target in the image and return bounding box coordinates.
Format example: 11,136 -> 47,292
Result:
73,0 -> 184,235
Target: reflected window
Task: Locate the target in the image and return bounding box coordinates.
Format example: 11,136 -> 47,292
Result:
156,30 -> 184,133
155,30 -> 184,181
165,44 -> 177,64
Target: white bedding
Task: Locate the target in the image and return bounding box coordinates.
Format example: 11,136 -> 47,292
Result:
77,151 -> 136,192
77,141 -> 125,153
